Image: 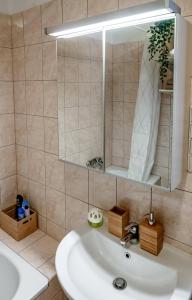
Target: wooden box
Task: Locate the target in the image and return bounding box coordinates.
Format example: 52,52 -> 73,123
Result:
0,205 -> 37,241
140,219 -> 164,256
108,206 -> 129,238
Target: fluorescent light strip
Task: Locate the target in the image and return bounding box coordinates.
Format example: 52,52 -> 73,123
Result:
50,8 -> 174,38
57,27 -> 103,39
57,12 -> 175,39
105,12 -> 175,31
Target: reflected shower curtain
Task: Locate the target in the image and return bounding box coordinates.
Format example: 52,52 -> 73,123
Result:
128,38 -> 160,182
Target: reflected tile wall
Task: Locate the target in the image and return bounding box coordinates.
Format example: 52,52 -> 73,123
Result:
8,0 -> 192,256
57,36 -> 103,166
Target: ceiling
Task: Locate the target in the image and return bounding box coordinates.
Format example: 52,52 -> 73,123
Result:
0,0 -> 50,14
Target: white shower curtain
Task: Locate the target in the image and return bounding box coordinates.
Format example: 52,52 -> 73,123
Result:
128,37 -> 160,182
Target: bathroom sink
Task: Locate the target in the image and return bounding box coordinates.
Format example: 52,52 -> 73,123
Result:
56,227 -> 192,300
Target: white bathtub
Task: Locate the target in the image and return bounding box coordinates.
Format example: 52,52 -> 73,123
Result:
0,240 -> 48,300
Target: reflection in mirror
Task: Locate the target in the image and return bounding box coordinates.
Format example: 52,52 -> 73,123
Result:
57,32 -> 104,170
105,19 -> 175,189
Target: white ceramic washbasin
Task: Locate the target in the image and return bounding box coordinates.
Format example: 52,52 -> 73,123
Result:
56,226 -> 192,300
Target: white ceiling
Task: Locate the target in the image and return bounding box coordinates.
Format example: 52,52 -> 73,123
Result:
0,0 -> 50,15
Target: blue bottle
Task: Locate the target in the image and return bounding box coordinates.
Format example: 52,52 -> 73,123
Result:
18,207 -> 25,220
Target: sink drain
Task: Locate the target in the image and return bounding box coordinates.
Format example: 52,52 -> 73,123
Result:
113,278 -> 127,290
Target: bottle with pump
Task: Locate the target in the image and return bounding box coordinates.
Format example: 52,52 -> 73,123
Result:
139,188 -> 164,256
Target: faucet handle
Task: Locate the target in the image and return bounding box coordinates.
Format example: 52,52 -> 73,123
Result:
124,222 -> 138,234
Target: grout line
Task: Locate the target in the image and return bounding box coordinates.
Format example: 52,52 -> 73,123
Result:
17,233 -> 46,254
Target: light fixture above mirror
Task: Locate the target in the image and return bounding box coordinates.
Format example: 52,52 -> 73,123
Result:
45,0 -> 180,39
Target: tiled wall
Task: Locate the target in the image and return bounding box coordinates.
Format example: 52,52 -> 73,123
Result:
0,14 -> 16,211
57,36 -> 103,166
0,0 -> 190,254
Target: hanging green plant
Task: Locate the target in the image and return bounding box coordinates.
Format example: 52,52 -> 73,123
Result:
147,19 -> 175,83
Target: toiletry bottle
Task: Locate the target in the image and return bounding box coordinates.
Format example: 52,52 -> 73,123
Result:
22,194 -> 30,217
18,207 -> 25,220
16,194 -> 23,220
24,205 -> 30,217
139,212 -> 164,256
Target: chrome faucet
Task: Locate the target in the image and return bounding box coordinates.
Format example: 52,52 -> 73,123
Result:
120,222 -> 139,247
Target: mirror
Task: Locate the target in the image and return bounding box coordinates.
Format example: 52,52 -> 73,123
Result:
57,18 -> 178,190
57,32 -> 104,169
105,20 -> 175,189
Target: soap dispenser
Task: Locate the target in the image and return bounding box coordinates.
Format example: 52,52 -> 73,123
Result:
139,189 -> 164,256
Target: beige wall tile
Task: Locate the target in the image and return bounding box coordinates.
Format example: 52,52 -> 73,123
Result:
41,0 -> 62,41
23,6 -> 42,45
44,81 -> 58,118
88,0 -> 118,16
13,47 -> 25,80
124,62 -> 139,83
113,102 -> 123,121
28,148 -> 45,184
66,195 -> 88,230
29,180 -> 46,217
16,145 -> 28,177
0,176 -> 17,209
17,175 -> 29,197
38,215 -> 47,232
17,172 -> 29,197
43,41 -> 57,80
14,81 -> 26,114
119,0 -> 155,9
45,153 -> 65,192
0,82 -> 14,114
175,0 -> 192,16
0,48 -> 12,81
44,117 -> 58,155
27,115 -> 44,151
63,0 -> 87,22
2,136 -> 15,171
46,221 -> 66,242
26,81 -> 44,116
155,146 -> 169,168
157,126 -> 170,148
117,178 -> 151,222
64,83 -> 78,108
89,171 -> 116,210
64,107 -> 78,131
12,13 -> 24,48
79,83 -> 90,106
15,114 -> 27,146
0,145 -> 16,179
79,106 -> 90,129
64,57 -> 78,83
20,235 -> 58,268
46,187 -> 65,227
65,163 -> 88,202
25,44 -> 43,80
123,83 -> 138,102
152,187 -> 192,247
0,14 -> 11,48
159,104 -> 171,126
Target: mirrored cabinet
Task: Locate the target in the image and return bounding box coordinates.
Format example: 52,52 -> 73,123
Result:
51,1 -> 189,191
